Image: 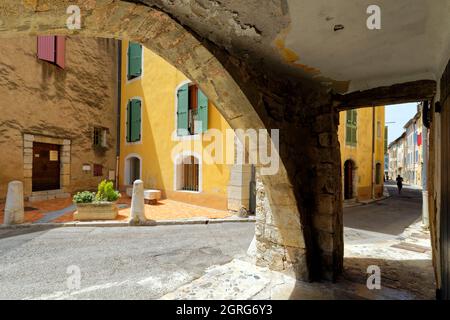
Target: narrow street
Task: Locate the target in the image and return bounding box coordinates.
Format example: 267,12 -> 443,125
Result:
343,182 -> 435,299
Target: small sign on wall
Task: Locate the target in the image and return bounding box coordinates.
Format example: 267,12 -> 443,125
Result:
82,164 -> 91,172
108,170 -> 116,181
49,150 -> 59,161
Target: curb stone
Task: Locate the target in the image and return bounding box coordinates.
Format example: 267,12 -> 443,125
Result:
0,216 -> 255,230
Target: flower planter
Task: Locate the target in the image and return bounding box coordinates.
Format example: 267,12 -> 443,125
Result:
74,202 -> 118,221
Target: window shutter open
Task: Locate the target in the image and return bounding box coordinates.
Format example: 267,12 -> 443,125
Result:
130,99 -> 141,142
128,42 -> 142,79
346,110 -> 352,124
55,36 -> 65,69
177,84 -> 189,136
37,36 -> 56,62
195,88 -> 209,134
126,101 -> 130,142
346,110 -> 357,145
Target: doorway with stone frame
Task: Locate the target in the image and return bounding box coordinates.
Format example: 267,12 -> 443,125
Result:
23,134 -> 71,202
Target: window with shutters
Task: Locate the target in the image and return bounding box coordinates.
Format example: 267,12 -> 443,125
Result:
384,126 -> 388,154
176,82 -> 208,136
127,42 -> 142,81
126,98 -> 142,143
37,36 -> 65,69
345,110 -> 357,146
93,127 -> 107,148
175,155 -> 200,192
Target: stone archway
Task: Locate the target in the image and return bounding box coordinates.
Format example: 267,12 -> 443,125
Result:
0,0 -> 343,281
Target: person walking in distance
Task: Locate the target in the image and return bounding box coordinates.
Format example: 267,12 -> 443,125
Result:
396,175 -> 404,194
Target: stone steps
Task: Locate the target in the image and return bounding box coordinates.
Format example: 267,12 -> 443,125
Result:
28,189 -> 70,202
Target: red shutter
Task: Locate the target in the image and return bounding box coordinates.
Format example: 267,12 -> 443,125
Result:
37,36 -> 56,62
417,133 -> 422,146
55,36 -> 65,69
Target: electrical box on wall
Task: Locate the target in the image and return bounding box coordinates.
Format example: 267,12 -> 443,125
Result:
108,170 -> 116,180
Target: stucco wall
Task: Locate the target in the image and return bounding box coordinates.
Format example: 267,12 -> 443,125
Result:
118,41 -> 234,210
0,36 -> 118,200
338,106 -> 385,200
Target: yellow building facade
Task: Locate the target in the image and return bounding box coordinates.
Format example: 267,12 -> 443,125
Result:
338,107 -> 385,201
118,41 -> 247,210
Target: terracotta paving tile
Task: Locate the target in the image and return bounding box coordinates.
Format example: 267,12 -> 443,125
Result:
116,198 -> 231,221
1,194 -> 231,224
0,197 -> 73,224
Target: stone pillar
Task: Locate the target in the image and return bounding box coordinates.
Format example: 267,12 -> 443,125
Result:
130,179 -> 146,224
227,136 -> 252,213
23,134 -> 34,197
227,164 -> 252,212
4,181 -> 24,225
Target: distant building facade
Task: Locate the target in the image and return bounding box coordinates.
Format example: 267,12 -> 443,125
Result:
338,106 -> 385,201
388,104 -> 424,187
388,132 -> 406,180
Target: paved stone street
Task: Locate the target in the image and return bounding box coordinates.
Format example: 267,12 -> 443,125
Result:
0,183 -> 436,300
0,223 -> 253,299
343,182 -> 435,299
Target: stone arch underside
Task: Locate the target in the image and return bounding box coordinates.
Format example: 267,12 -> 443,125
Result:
0,0 -> 343,281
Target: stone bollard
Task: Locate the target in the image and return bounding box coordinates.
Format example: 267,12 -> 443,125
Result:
130,179 -> 146,225
4,181 -> 24,225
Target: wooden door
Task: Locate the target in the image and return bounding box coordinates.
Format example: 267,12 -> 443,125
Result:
344,161 -> 353,200
32,142 -> 60,191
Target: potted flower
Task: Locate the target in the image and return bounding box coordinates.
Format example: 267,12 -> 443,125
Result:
73,180 -> 121,221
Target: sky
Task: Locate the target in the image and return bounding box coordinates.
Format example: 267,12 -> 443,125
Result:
385,102 -> 419,144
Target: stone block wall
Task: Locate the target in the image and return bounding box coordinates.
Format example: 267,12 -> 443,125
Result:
0,36 -> 119,201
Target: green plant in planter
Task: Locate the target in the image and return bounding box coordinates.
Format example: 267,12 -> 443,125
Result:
73,191 -> 96,204
95,180 -> 121,202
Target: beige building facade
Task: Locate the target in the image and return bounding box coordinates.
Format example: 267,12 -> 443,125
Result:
0,36 -> 119,201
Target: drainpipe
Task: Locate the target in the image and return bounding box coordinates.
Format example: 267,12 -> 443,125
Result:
372,106 -> 376,199
115,40 -> 122,189
422,101 -> 429,228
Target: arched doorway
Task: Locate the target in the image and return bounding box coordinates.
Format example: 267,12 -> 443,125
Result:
344,160 -> 356,200
125,154 -> 142,185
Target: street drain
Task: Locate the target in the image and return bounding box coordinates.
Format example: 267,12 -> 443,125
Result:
24,206 -> 38,211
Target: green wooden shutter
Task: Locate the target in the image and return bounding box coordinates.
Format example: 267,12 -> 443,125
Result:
195,88 -> 208,134
126,101 -> 131,142
346,110 -> 352,144
177,84 -> 189,136
384,126 -> 388,153
346,110 -> 357,145
130,99 -> 141,142
128,42 -> 142,79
